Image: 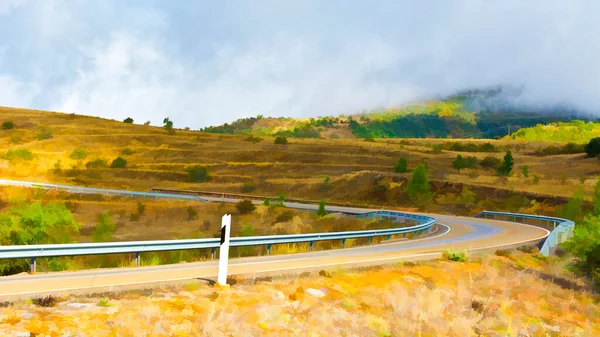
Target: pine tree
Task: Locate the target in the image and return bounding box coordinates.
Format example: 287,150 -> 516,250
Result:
395,158 -> 408,173
498,151 -> 514,176
406,163 -> 431,207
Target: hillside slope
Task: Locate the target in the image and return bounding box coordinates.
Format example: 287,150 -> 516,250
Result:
201,87 -> 594,139
506,120 -> 600,143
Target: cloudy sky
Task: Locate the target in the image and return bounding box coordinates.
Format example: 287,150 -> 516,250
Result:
1,1 -> 599,128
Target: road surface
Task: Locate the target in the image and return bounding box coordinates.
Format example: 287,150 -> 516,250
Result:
0,180 -> 550,300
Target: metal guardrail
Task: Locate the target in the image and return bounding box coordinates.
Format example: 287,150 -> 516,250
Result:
0,179 -> 207,202
0,214 -> 435,260
474,211 -> 575,256
0,179 -> 436,270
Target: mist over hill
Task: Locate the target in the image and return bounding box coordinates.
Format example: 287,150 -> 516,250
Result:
202,86 -> 598,139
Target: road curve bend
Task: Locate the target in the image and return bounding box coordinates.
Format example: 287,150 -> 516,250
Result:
0,180 -> 550,299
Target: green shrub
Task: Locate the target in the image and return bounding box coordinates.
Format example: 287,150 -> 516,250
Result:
394,158 -> 408,173
236,199 -> 256,214
10,135 -> 22,144
3,148 -> 34,161
186,206 -> 198,221
186,165 -> 209,182
317,200 -> 327,217
442,249 -> 468,262
36,128 -> 53,140
163,117 -> 174,134
275,210 -> 294,223
479,156 -> 501,169
86,158 -> 108,169
69,147 -> 88,160
121,148 -> 135,155
97,298 -> 111,307
137,201 -> 146,216
244,135 -> 263,143
123,117 -> 134,124
110,156 -> 127,168
241,181 -> 256,193
92,212 -> 115,242
585,137 -> 600,158
452,155 -> 477,173
521,165 -> 529,178
2,121 -> 14,130
274,136 -> 288,145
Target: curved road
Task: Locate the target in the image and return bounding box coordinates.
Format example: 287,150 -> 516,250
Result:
0,181 -> 550,300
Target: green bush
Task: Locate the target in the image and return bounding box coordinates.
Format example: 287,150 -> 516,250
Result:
110,156 -> 127,168
121,148 -> 135,155
123,117 -> 134,124
275,210 -> 294,223
69,147 -> 88,160
2,121 -> 14,130
394,158 -> 408,173
442,249 -> 468,262
452,155 -> 477,173
274,136 -> 288,145
36,128 -> 53,140
479,156 -> 501,169
241,181 -> 256,193
317,200 -> 327,217
86,158 -> 108,169
92,212 -> 115,242
244,135 -> 263,143
3,148 -> 34,161
163,117 -> 174,134
236,199 -> 256,215
186,165 -> 209,182
585,137 -> 600,158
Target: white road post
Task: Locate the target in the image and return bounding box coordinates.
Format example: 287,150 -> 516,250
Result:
217,214 -> 232,286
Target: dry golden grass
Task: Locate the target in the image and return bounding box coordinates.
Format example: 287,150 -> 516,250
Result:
1,251 -> 598,336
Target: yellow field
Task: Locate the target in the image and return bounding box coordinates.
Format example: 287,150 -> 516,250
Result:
1,251 -> 598,336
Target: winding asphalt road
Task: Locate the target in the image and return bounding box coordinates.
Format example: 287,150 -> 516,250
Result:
0,180 -> 550,300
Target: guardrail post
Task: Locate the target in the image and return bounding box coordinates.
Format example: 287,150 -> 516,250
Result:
403,233 -> 406,238
211,247 -> 216,260
135,252 -> 141,267
30,257 -> 36,273
387,235 -> 391,240
309,241 -> 315,251
342,238 -> 347,248
367,237 -> 372,244
267,244 -> 272,255
217,214 -> 232,286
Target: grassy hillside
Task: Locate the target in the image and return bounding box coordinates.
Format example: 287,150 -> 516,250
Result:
506,120 -> 600,143
0,105 -> 598,214
1,251 -> 598,336
201,89 -> 593,139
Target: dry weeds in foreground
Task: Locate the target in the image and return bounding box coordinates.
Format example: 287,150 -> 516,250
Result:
1,252 -> 599,336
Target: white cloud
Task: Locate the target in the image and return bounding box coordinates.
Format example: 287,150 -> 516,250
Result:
2,1 -> 600,128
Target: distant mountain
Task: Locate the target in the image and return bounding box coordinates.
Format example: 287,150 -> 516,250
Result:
201,86 -> 598,139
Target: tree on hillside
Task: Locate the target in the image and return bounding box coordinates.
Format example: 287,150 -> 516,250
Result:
163,117 -> 174,134
395,158 -> 408,173
585,137 -> 600,158
110,156 -> 127,169
521,165 -> 529,178
274,136 -> 288,145
497,151 -> 514,176
406,163 -> 432,207
317,200 -> 327,217
2,121 -> 14,130
452,155 -> 477,173
593,177 -> 600,215
69,147 -> 88,160
123,117 -> 134,124
236,199 -> 256,215
92,212 -> 115,242
186,165 -> 209,183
